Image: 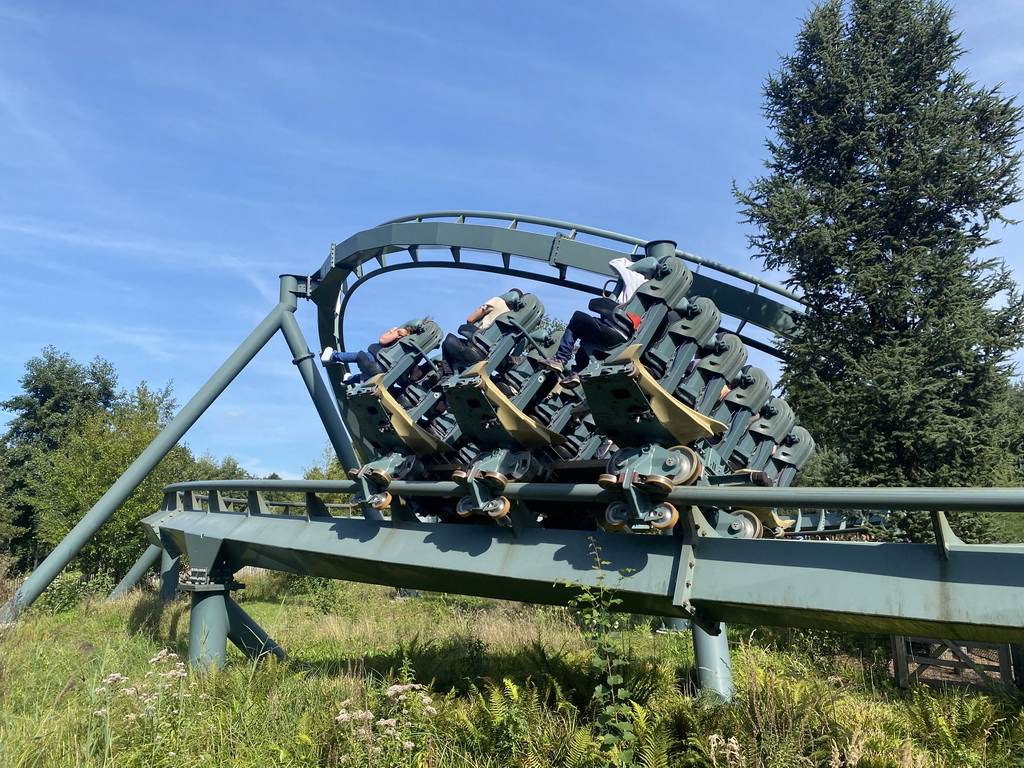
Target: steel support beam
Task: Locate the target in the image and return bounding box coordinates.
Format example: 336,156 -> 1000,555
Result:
188,589 -> 230,671
226,596 -> 288,663
0,287 -> 297,624
108,544 -> 162,599
692,623 -> 735,700
160,545 -> 181,602
140,507 -> 1024,644
278,307 -> 361,475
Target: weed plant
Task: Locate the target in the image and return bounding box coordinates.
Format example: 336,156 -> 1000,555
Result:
1,571 -> 1022,767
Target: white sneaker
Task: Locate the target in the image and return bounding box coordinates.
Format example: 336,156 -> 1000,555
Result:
321,347 -> 335,364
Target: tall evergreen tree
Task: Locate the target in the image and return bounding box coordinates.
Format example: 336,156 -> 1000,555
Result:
736,0 -> 1024,540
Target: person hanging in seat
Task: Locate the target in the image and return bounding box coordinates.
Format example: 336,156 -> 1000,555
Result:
440,289 -> 524,374
320,318 -> 428,385
540,257 -> 657,388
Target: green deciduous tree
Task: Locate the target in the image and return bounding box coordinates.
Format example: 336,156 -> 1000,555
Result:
0,347 -> 119,566
735,0 -> 1024,541
26,383 -> 196,576
1,348 -> 253,574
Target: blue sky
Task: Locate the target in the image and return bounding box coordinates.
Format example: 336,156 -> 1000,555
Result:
1,1 -> 1022,478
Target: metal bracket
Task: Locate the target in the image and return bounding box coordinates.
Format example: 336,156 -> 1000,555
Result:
672,505 -> 722,635
931,510 -> 964,560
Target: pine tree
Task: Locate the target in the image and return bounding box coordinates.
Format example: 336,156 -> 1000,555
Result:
735,0 -> 1024,541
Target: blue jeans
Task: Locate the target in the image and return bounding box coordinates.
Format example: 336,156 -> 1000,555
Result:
329,350 -> 360,364
326,350 -> 364,384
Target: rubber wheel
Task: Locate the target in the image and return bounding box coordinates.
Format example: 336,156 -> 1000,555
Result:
370,469 -> 393,485
603,501 -> 631,528
730,509 -> 764,539
597,473 -> 619,489
644,474 -> 675,494
451,469 -> 468,484
346,467 -> 360,479
607,448 -> 633,473
456,496 -> 476,517
483,471 -> 508,491
368,491 -> 392,510
486,496 -> 511,519
650,502 -> 679,530
668,446 -> 702,486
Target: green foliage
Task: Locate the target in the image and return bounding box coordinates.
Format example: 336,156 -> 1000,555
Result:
0,348 -> 253,577
538,313 -> 567,336
4,581 -> 1024,767
736,0 -> 1024,542
0,347 -> 119,567
25,383 -> 195,576
560,538 -> 674,767
907,686 -> 1000,767
32,570 -> 116,615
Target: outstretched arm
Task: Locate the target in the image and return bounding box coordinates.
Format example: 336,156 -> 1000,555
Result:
466,303 -> 489,324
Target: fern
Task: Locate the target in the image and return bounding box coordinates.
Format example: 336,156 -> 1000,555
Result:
907,686 -> 1002,767
629,700 -> 672,768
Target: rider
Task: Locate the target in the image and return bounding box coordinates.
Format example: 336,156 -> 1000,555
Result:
541,257 -> 657,387
440,289 -> 524,373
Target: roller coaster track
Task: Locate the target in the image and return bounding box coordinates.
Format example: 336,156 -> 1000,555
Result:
4,212 -> 1023,699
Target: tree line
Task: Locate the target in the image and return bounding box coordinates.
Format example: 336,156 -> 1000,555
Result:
0,346 -> 258,576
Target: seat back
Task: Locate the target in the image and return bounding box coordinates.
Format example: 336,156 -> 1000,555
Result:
651,297 -> 722,390
745,397 -> 797,471
765,426 -> 816,487
633,257 -> 693,313
376,320 -> 442,371
468,293 -> 545,361
675,333 -> 748,413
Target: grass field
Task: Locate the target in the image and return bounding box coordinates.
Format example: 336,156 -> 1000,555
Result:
2,569 -> 1023,767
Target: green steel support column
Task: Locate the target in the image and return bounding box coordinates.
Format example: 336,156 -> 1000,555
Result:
160,547 -> 181,602
225,595 -> 288,662
189,589 -> 230,671
277,303 -> 361,475
659,617 -> 690,633
0,291 -> 293,624
108,544 -> 162,599
692,624 -> 735,701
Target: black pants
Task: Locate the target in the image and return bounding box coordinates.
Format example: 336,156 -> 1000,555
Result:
565,311 -> 626,368
356,342 -> 385,377
442,324 -> 485,367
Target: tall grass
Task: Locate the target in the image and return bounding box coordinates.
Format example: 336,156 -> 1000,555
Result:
1,572 -> 1022,767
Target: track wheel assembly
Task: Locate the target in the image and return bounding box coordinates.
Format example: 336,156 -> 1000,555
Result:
455,496 -> 476,517
728,509 -> 764,539
649,502 -> 679,530
482,471 -> 509,491
601,501 -> 631,532
668,445 -> 702,486
597,473 -> 619,489
368,491 -> 392,510
485,496 -> 511,519
643,474 -> 675,494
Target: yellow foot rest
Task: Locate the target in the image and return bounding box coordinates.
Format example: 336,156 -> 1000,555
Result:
460,362 -> 567,449
368,375 -> 452,457
610,345 -> 727,444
